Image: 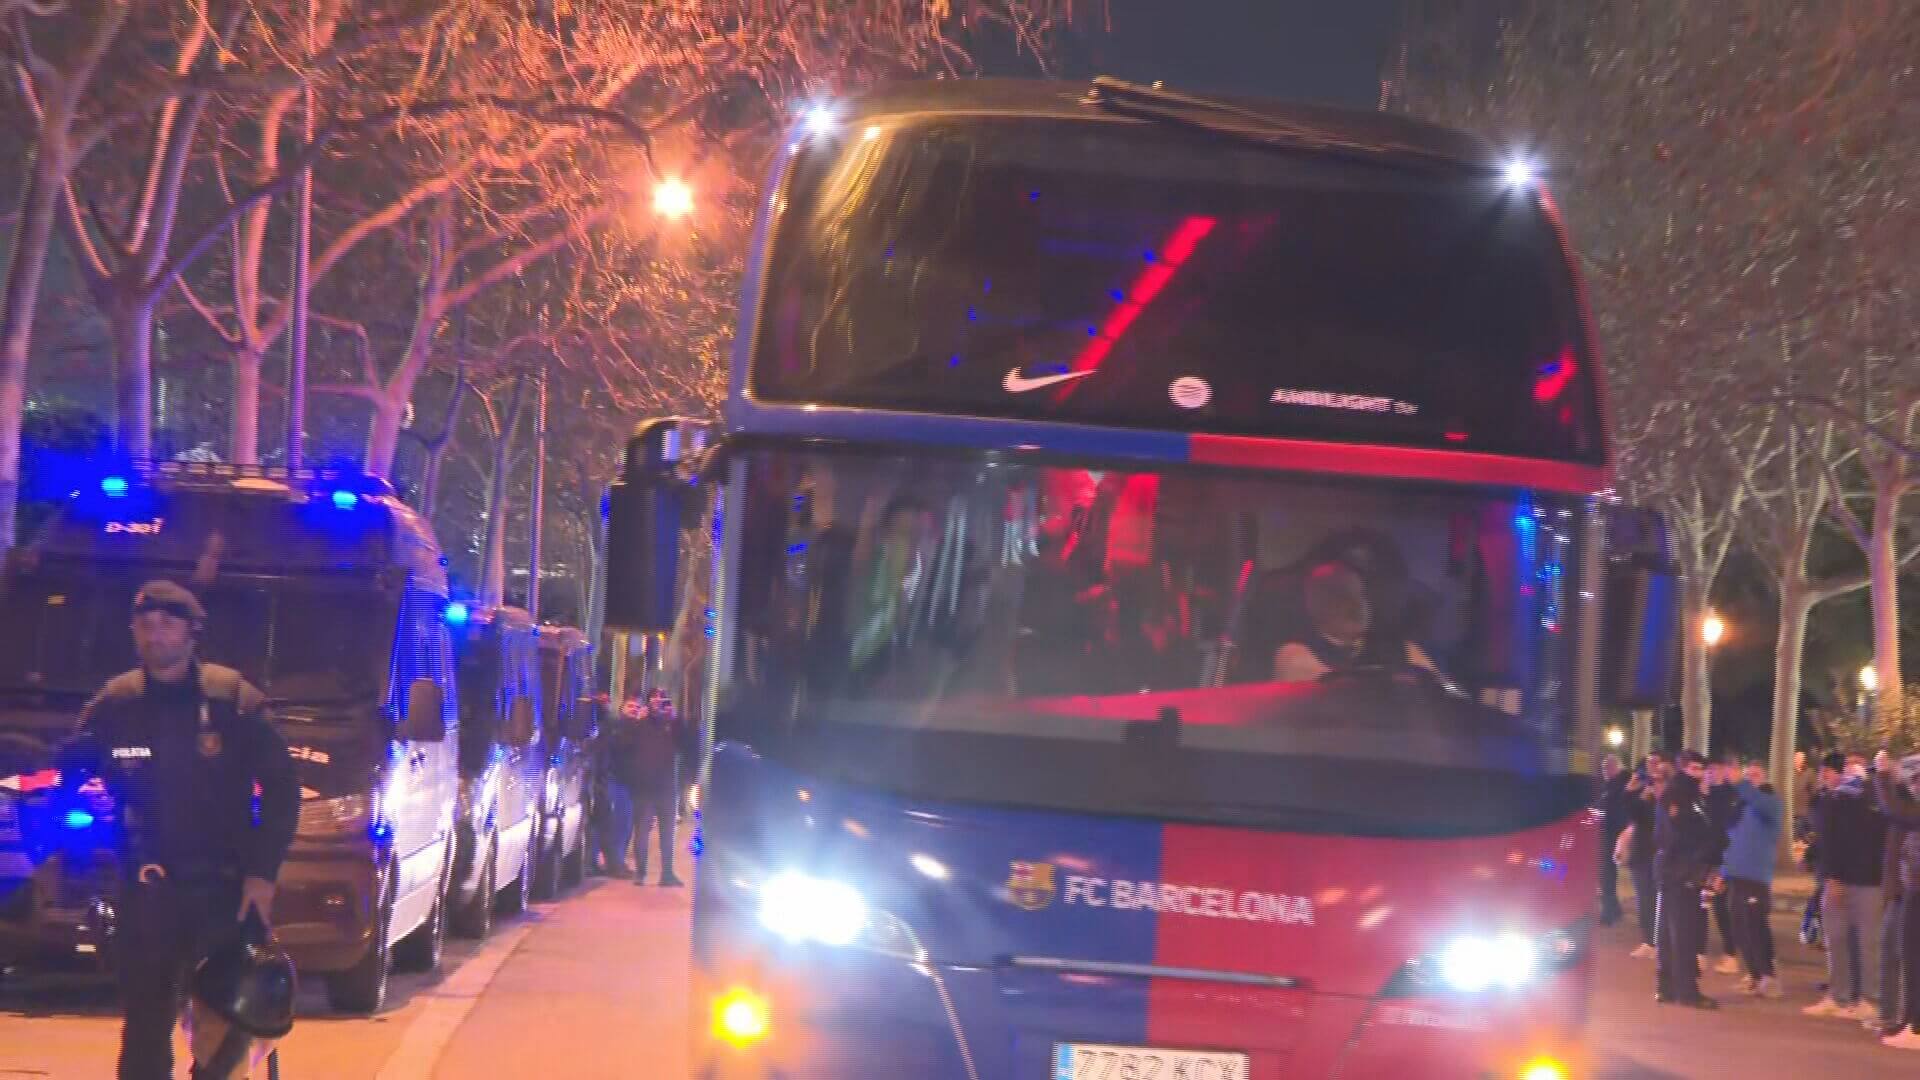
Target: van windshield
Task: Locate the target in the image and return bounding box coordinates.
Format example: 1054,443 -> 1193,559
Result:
0,572 -> 392,705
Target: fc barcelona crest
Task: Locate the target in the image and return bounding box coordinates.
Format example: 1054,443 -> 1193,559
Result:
1007,860 -> 1057,911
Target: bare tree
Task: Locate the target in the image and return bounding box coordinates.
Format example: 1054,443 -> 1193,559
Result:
2,0 -> 127,551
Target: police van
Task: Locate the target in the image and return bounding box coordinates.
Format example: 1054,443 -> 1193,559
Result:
532,624 -> 596,898
445,605 -> 545,937
0,462 -> 459,1013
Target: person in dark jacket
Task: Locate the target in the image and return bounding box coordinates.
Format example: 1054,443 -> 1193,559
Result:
1803,751 -> 1887,1021
1621,760 -> 1663,958
1876,750 -> 1913,1035
56,581 -> 299,1080
1719,761 -> 1783,996
1653,751 -> 1720,1008
605,687 -> 690,887
1599,754 -> 1629,926
1874,755 -> 1920,1050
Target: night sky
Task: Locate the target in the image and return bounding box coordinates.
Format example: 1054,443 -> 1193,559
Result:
1052,0 -> 1402,110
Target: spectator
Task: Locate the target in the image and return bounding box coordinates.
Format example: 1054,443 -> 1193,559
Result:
1720,760 -> 1783,997
1703,757 -> 1745,975
593,695 -> 641,878
1654,751 -> 1720,1008
1874,746 -> 1907,1035
607,688 -> 689,887
1599,753 -> 1629,926
1803,751 -> 1888,1023
1874,754 -> 1920,1051
1620,755 -> 1664,960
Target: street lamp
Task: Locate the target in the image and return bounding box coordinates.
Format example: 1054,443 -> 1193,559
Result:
1604,726 -> 1626,749
1701,613 -> 1726,648
1860,665 -> 1878,693
652,177 -> 694,220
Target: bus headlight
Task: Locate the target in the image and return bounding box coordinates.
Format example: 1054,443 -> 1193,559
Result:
1383,923 -> 1585,996
1440,933 -> 1536,992
757,871 -> 867,946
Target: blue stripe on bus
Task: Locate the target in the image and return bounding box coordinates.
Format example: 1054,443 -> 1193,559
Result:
726,400 -> 1193,464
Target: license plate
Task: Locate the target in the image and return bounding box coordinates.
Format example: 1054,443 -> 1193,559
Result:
1054,1043 -> 1249,1080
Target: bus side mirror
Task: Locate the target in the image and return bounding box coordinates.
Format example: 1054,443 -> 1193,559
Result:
604,418 -> 708,635
505,697 -> 536,747
402,679 -> 446,742
1601,559 -> 1682,709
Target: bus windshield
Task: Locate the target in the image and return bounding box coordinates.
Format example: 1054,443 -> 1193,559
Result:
0,572 -> 391,706
750,117 -> 1602,465
721,447 -> 1590,836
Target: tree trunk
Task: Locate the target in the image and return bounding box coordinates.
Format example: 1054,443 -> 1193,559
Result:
1868,484 -> 1906,728
364,395 -> 406,479
479,377 -> 527,608
1680,581 -> 1712,754
1770,583 -> 1812,861
0,149 -> 66,552
108,299 -> 156,461
230,346 -> 264,466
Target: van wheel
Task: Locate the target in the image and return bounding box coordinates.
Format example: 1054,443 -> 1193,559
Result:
394,858 -> 448,973
496,836 -> 532,916
531,820 -> 562,901
451,838 -> 495,939
327,876 -> 393,1014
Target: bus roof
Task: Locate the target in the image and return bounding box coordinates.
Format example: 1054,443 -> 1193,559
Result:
825,77 -> 1500,167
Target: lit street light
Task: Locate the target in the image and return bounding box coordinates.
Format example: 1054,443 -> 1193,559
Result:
1860,665 -> 1878,693
653,177 -> 694,220
1701,613 -> 1726,648
1605,726 -> 1626,749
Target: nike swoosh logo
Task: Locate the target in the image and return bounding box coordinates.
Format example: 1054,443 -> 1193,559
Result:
1003,368 -> 1094,393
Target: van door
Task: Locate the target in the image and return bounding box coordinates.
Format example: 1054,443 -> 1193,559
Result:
493,624 -> 541,891
387,585 -> 458,914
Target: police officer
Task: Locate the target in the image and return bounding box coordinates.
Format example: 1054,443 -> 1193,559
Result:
58,581 -> 299,1080
1654,749 -> 1721,1009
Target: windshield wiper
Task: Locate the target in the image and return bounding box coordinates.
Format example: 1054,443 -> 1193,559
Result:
1084,76 -> 1484,172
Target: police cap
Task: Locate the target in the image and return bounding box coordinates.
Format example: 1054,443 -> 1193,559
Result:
132,580 -> 206,625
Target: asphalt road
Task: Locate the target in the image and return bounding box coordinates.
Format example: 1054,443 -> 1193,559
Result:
4,862 -> 1916,1078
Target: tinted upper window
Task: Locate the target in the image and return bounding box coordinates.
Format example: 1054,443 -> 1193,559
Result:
751,118 -> 1601,464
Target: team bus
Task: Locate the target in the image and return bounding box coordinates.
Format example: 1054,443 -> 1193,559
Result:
603,78 -> 1682,1080
0,462 -> 460,1013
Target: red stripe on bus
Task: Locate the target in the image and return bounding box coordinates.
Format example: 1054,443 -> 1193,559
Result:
1187,434 -> 1610,495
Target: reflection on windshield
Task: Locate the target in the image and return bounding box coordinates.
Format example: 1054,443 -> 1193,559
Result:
728,449 -> 1584,796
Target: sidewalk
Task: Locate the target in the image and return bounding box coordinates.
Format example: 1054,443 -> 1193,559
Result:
428,854 -> 694,1079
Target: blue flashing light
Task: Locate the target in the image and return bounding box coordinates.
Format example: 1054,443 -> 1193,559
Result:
331,489 -> 360,509
445,601 -> 471,626
369,819 -> 394,845
64,808 -> 95,830
1110,289 -> 1126,301
948,355 -> 962,367
101,476 -> 129,498
1027,190 -> 1041,201
967,306 -> 978,322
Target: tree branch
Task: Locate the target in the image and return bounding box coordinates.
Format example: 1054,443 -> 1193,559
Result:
440,201 -> 616,314
151,92 -> 658,301
173,275 -> 241,347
